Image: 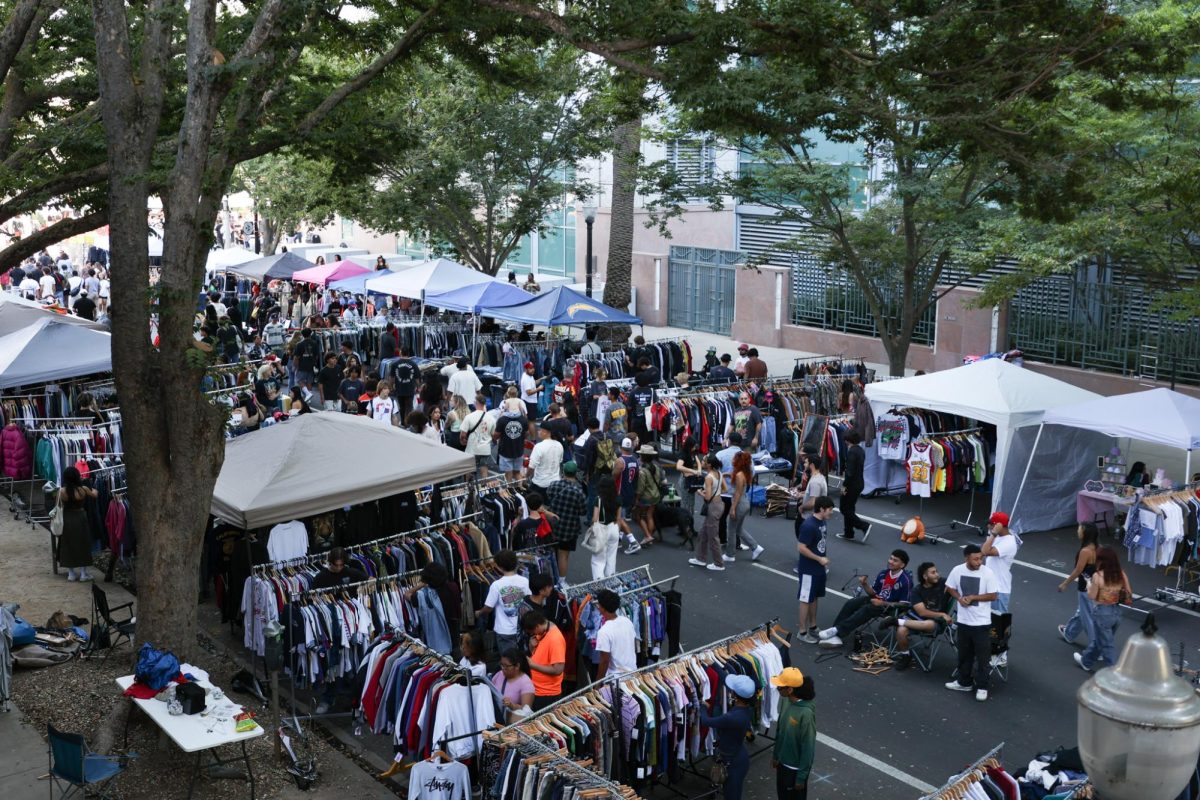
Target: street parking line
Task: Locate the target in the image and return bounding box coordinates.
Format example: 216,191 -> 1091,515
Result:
817,733 -> 937,794
751,563 -> 852,599
857,513 -> 956,544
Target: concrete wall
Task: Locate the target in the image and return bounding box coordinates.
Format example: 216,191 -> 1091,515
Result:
573,207 -> 736,285
1023,362 -> 1200,400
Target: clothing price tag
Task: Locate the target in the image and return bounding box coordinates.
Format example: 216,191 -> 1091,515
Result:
651,645 -> 661,657
630,728 -> 638,740
637,768 -> 646,779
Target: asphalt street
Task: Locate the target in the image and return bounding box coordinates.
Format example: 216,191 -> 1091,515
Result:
226,489 -> 1199,799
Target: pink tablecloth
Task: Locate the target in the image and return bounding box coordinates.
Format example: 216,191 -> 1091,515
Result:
1076,490 -> 1135,526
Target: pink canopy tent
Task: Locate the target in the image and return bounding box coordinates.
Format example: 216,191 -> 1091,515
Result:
290,260 -> 371,286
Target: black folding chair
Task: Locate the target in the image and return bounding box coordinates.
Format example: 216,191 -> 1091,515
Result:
86,585 -> 135,660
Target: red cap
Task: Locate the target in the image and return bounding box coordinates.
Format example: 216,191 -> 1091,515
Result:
737,343 -> 749,351
524,361 -> 534,369
989,512 -> 1010,527
264,354 -> 277,362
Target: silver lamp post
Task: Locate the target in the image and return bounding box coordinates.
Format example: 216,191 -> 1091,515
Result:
1077,615 -> 1200,800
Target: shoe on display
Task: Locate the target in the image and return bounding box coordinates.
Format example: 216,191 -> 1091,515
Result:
944,681 -> 973,692
975,690 -> 988,702
706,563 -> 726,572
688,558 -> 707,567
624,542 -> 641,555
751,546 -> 764,561
819,636 -> 843,648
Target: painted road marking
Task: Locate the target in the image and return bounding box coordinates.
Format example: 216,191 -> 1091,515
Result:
817,733 -> 937,794
858,513 -> 956,544
752,563 -> 853,599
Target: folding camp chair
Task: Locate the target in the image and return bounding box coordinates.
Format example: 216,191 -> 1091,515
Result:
47,724 -> 135,800
85,585 -> 135,660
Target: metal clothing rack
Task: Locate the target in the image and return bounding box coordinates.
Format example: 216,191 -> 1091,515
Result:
919,742 -> 1005,800
495,728 -> 637,798
389,630 -> 482,758
563,565 -> 653,599
618,575 -> 678,596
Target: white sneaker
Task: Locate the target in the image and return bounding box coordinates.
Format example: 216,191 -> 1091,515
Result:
314,702 -> 330,715
819,636 -> 843,648
706,563 -> 726,572
944,681 -> 973,692
738,543 -> 751,551
67,573 -> 78,582
688,558 -> 707,567
751,545 -> 764,561
78,572 -> 92,582
722,554 -> 736,562
818,627 -> 838,640
975,690 -> 988,702
623,542 -> 641,555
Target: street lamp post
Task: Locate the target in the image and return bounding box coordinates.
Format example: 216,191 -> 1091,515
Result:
253,200 -> 260,255
1077,615 -> 1200,800
583,204 -> 597,298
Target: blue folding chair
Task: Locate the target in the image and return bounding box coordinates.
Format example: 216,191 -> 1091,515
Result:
47,724 -> 135,800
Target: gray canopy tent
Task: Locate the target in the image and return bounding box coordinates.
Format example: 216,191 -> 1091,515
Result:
210,413 -> 474,529
0,318 -> 112,389
0,294 -> 105,336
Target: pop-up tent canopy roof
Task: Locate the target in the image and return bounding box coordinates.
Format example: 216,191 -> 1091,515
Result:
205,247 -> 260,273
291,261 -> 371,286
0,294 -> 105,336
225,251 -> 312,281
425,281 -> 535,314
480,285 -> 642,326
211,413 -> 473,529
0,317 -> 112,389
364,258 -> 495,300
864,359 -> 1100,518
1008,388 -> 1200,533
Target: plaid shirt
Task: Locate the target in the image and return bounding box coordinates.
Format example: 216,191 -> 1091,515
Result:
545,477 -> 588,542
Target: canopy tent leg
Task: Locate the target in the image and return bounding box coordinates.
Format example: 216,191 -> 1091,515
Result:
1007,423 -> 1044,535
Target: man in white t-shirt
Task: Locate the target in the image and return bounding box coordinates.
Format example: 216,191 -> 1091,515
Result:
477,549 -> 530,655
18,275 -> 39,299
447,358 -> 483,404
944,544 -> 998,701
37,268 -> 56,301
527,423 -> 564,489
460,393 -> 496,477
594,589 -> 637,679
981,510 -> 1019,667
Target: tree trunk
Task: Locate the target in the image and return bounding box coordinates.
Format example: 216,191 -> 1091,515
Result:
883,338 -> 910,377
262,216 -> 281,257
601,116 -> 640,345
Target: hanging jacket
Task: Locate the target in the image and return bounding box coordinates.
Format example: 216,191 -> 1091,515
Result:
1,424 -> 31,479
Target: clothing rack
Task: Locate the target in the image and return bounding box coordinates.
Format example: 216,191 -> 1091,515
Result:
918,742 -> 1005,800
619,575 -> 678,596
794,353 -> 846,365
562,565 -> 652,598
205,383 -> 253,396
390,629 -> 482,757
488,728 -> 638,798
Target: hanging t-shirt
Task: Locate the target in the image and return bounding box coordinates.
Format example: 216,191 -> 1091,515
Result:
945,563 -> 997,626
986,535 -> 1019,594
266,520 -> 308,562
484,574 -> 530,636
496,412 -> 529,460
595,614 -> 638,675
407,758 -> 470,800
907,442 -> 934,498
877,413 -> 910,460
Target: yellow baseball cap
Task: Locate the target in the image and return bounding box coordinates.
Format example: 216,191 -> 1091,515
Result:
769,667 -> 805,688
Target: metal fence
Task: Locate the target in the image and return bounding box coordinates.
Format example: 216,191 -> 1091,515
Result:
667,246 -> 739,335
789,253 -> 937,346
1009,276 -> 1200,385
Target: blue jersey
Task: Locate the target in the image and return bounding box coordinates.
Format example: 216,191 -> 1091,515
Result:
617,454 -> 639,505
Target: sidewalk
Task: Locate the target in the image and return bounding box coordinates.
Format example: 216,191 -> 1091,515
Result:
0,703 -> 46,800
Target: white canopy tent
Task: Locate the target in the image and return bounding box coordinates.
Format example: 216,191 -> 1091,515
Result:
1008,388 -> 1200,533
210,413 -> 473,529
0,294 -> 105,336
0,317 -> 111,389
363,258 -> 495,300
205,247 -> 260,273
863,360 -> 1101,518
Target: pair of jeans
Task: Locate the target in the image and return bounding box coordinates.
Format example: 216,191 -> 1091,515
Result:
726,496 -> 759,556
759,416 -> 777,454
832,595 -> 886,638
955,623 -> 992,691
696,495 -> 725,566
839,487 -> 869,537
1064,591 -> 1095,644
1081,603 -> 1120,669
589,524 -> 619,579
776,765 -> 808,800
720,747 -> 749,800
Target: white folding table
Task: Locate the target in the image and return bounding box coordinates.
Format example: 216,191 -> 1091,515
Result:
116,675 -> 264,799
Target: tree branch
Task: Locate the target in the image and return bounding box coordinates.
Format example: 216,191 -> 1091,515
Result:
0,209 -> 107,271
0,163 -> 108,227
0,0 -> 42,88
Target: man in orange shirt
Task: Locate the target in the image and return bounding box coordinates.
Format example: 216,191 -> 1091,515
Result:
521,610 -> 566,710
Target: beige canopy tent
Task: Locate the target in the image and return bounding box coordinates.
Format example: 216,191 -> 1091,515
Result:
211,413 -> 474,529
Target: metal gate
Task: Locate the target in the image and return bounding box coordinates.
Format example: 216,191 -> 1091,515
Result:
667,246 -> 739,334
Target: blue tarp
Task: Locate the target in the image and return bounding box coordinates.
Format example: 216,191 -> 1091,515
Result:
479,286 -> 641,326
424,282 -> 534,314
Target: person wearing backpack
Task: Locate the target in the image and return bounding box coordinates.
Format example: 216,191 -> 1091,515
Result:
460,393 -> 496,477
292,328 -> 320,389
634,445 -> 665,546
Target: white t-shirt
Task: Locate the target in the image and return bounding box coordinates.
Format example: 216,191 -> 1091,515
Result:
448,369 -> 482,402
528,439 -> 564,488
370,396 -> 396,425
986,535 -> 1019,594
734,355 -> 749,375
266,520 -> 308,562
945,563 -> 998,627
519,372 -> 538,404
406,758 -> 471,800
596,615 -> 638,676
99,278 -> 110,298
580,341 -> 602,358
38,274 -> 56,298
460,409 -> 495,456
484,574 -> 530,636
18,277 -> 38,298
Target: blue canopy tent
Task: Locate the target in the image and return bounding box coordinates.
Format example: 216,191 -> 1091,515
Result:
479,286 -> 641,327
424,282 -> 534,314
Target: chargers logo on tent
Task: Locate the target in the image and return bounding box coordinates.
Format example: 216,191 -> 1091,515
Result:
566,303 -> 605,318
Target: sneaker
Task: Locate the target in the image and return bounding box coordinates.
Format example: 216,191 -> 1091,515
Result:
706,563 -> 726,572
895,652 -> 912,671
944,681 -> 973,692
314,702 -> 330,715
1058,624 -> 1073,644
1073,652 -> 1092,672
817,627 -> 838,640
67,573 -> 78,582
723,554 -> 736,562
738,543 -> 751,551
836,533 -> 855,540
623,542 -> 642,555
976,690 -> 988,702
688,558 -> 707,567
78,573 -> 92,582
751,545 -> 764,561
819,635 -> 843,648
799,632 -> 819,645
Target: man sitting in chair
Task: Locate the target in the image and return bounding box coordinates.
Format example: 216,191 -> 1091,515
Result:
883,561 -> 953,671
818,549 -> 913,648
